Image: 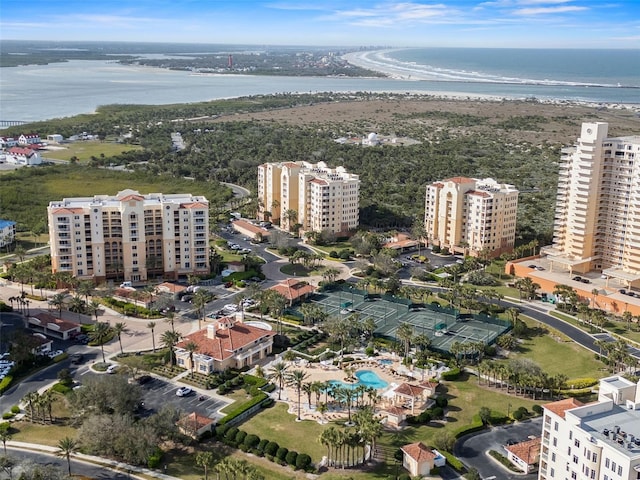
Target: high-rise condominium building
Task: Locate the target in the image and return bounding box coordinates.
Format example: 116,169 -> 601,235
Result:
539,375 -> 640,480
424,177 -> 519,258
543,122 -> 640,287
48,189 -> 209,282
257,161 -> 360,234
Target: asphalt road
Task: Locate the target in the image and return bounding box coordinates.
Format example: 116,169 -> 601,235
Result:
6,447 -> 132,479
455,417 -> 543,480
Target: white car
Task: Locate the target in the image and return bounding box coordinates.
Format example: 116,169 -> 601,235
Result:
176,386 -> 193,397
106,364 -> 118,374
223,304 -> 238,312
48,350 -> 64,358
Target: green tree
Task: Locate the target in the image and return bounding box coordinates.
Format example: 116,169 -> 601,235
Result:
89,322 -> 111,363
56,436 -> 79,477
161,330 -> 182,367
184,341 -> 199,376
195,451 -> 215,480
146,321 -> 157,352
113,322 -> 128,355
479,406 -> 492,425
269,361 -> 289,401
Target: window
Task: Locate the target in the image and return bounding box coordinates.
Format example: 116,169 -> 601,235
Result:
618,465 -> 622,475
605,459 -> 610,468
554,422 -> 559,431
552,437 -> 557,447
571,472 -> 577,479
551,453 -> 556,462
592,453 -> 597,463
573,455 -> 578,464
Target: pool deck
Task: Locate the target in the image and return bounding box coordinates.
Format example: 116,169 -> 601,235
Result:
264,355 -> 444,423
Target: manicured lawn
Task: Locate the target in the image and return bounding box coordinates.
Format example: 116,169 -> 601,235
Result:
43,141 -> 143,162
239,403 -> 328,462
500,317 -> 604,379
11,421 -> 78,446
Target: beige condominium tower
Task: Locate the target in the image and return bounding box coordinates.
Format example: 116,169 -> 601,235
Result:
48,189 -> 209,283
543,122 -> 640,289
424,177 -> 519,258
257,161 -> 360,235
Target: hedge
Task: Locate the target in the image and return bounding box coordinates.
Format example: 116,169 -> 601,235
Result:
440,450 -> 464,471
218,392 -> 268,425
296,453 -> 312,470
566,377 -> 598,389
0,376 -> 13,394
441,368 -> 461,381
453,416 -> 485,439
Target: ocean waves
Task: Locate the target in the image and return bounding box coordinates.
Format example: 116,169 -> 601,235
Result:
344,49 -> 638,89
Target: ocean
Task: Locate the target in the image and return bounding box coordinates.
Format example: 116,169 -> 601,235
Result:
1,47 -> 639,124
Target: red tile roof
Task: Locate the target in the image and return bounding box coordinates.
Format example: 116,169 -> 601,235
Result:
506,438 -> 541,465
445,176 -> 475,184
269,279 -> 316,302
181,202 -> 208,209
394,383 -> 428,397
401,442 -> 436,462
431,182 -> 445,188
466,190 -> 491,198
8,147 -> 35,156
177,320 -> 275,361
51,207 -> 85,215
283,162 -> 300,168
232,219 -> 271,236
30,312 -> 80,332
157,282 -> 187,294
383,406 -> 406,416
178,412 -> 215,430
310,178 -> 328,185
543,398 -> 583,419
118,193 -> 145,202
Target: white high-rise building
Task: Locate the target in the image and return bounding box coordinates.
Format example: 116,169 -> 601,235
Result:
539,376 -> 640,480
543,122 -> 640,288
424,177 -> 519,258
48,189 -> 209,282
257,161 -> 360,235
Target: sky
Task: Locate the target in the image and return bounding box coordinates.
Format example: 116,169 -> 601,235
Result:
1,0 -> 639,49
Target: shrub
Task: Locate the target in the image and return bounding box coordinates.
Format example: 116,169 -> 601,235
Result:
339,250 -> 351,260
441,367 -> 461,380
417,411 -> 432,424
2,413 -> 14,420
147,447 -> 163,469
276,447 -> 289,462
566,377 -> 598,389
512,409 -> 524,420
441,450 -> 463,471
365,346 -> 375,356
329,250 -> 339,258
435,396 -> 448,408
0,376 -> 13,394
225,427 -> 239,443
10,406 -> 20,414
296,453 -> 312,470
257,439 -> 269,453
264,441 -> 279,457
398,474 -> 411,480
235,430 -> 247,445
532,404 -> 543,415
51,383 -> 72,394
285,450 -> 298,466
430,406 -> 444,419
216,424 -> 230,438
243,434 -> 260,450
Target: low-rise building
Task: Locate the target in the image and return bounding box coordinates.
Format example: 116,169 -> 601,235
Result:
506,437 -> 541,473
268,278 -> 316,306
0,220 -> 16,248
175,316 -> 275,373
6,147 -> 41,165
27,312 -> 81,340
400,442 -> 445,477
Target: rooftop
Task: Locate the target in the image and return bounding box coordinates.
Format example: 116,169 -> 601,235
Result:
579,404 -> 640,457
401,442 -> 436,462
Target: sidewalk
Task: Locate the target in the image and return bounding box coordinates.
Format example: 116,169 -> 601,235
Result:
7,440 -> 180,479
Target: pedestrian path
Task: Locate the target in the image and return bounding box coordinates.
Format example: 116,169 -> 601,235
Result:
7,440 -> 181,480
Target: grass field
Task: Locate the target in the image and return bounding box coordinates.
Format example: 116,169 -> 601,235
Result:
43,141 -> 143,162
501,317 -> 604,378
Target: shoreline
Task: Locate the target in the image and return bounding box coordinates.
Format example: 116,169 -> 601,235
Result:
342,50 -> 640,112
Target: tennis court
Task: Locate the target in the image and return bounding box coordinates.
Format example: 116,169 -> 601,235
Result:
298,287 -> 510,354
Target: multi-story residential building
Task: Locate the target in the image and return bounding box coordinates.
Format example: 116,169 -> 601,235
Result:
539,375 -> 640,480
424,177 -> 519,258
257,161 -> 360,235
543,122 -> 640,289
0,220 -> 16,248
47,189 -> 209,282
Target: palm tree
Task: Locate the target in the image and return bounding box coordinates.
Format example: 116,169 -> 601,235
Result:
49,292 -> 66,317
0,429 -> 11,455
113,322 -> 128,355
268,361 -> 289,400
90,322 -> 111,363
161,330 -> 182,367
192,289 -> 210,329
164,309 -> 176,333
87,299 -> 103,323
56,436 -> 79,477
395,322 -> 414,361
195,451 -> 214,480
22,391 -> 39,423
184,341 -> 199,375
147,321 -> 157,352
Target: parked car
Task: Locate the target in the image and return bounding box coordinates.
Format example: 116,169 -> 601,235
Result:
136,375 -> 152,385
106,364 -> 118,374
48,350 -> 64,359
176,386 -> 193,397
581,278 -> 591,284
572,276 -> 582,282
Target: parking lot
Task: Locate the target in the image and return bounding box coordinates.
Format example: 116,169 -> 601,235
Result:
136,376 -> 231,420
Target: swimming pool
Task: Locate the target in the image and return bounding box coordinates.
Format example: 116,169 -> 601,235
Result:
330,369 -> 389,390
378,359 -> 393,366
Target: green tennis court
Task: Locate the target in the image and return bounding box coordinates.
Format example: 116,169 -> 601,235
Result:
296,287 -> 510,354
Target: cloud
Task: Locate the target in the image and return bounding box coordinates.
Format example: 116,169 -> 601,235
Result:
512,5 -> 588,14
328,2 -> 456,27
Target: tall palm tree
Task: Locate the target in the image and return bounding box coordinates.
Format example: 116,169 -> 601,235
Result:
113,322 -> 128,355
146,321 -> 157,352
164,309 -> 176,333
56,437 -> 79,477
22,391 -> 39,423
195,451 -> 214,480
89,322 -> 111,363
49,292 -> 66,317
395,322 -> 414,361
87,299 -> 103,323
268,361 -> 289,400
184,341 -> 199,375
161,330 -> 182,367
0,429 -> 11,455
192,289 -> 210,329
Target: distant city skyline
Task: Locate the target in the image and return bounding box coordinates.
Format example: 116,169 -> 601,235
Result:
1,0 -> 639,49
